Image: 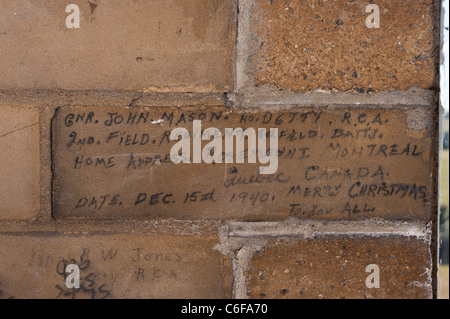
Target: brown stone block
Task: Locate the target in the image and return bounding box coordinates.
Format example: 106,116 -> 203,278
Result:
0,105 -> 40,220
0,233 -> 231,299
0,0 -> 234,91
247,235 -> 432,299
252,0 -> 439,92
52,105 -> 434,221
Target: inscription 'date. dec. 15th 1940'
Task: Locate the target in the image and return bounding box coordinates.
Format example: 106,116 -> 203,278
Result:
52,106 -> 433,220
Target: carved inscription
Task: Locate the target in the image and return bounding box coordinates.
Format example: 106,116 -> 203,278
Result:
0,234 -> 230,299
52,106 -> 432,220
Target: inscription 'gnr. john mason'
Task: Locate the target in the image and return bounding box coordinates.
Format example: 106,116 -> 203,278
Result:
52,106 -> 432,221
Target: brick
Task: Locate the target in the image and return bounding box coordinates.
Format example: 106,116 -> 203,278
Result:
246,235 -> 432,299
252,0 -> 438,92
52,105 -> 433,221
0,0 -> 234,91
0,233 -> 231,299
0,105 -> 40,220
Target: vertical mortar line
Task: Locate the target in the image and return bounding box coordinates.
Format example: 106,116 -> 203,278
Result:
231,254 -> 243,299
232,245 -> 254,299
38,103 -> 53,224
232,0 -> 240,94
37,104 -> 44,222
235,0 -> 257,92
49,104 -> 58,221
235,0 -> 244,92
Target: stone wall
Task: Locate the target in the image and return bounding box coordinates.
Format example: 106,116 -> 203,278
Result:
0,0 -> 442,299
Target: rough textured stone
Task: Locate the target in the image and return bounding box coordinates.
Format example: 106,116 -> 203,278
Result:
0,233 -> 231,299
0,0 -> 440,301
0,0 -> 234,91
52,105 -> 433,221
0,105 -> 40,220
247,235 -> 432,299
252,0 -> 439,92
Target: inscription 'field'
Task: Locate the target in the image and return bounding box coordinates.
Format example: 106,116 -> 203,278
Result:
52,106 -> 432,220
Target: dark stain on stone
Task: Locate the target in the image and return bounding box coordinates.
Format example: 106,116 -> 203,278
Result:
88,1 -> 98,15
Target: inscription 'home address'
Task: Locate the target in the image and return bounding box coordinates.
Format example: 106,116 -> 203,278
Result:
52,106 -> 432,221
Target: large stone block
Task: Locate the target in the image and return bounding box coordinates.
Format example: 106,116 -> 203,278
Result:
0,233 -> 231,299
251,0 -> 439,92
0,0 -> 234,91
52,105 -> 434,221
246,235 -> 432,299
0,105 -> 40,220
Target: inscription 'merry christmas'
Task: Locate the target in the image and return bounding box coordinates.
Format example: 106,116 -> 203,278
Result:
52,106 -> 432,220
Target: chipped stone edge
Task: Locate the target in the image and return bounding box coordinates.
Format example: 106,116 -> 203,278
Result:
214,219 -> 432,299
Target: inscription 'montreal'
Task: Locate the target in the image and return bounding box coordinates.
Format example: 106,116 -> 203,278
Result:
52,106 -> 433,220
169,120 -> 279,174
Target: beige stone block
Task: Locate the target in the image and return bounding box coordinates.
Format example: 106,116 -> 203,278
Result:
0,105 -> 40,220
0,0 -> 234,92
0,233 -> 231,299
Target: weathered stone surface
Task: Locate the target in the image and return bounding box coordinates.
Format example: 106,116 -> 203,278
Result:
252,0 -> 438,92
0,105 -> 40,220
52,105 -> 433,220
0,233 -> 231,299
0,0 -> 234,91
247,235 -> 432,299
